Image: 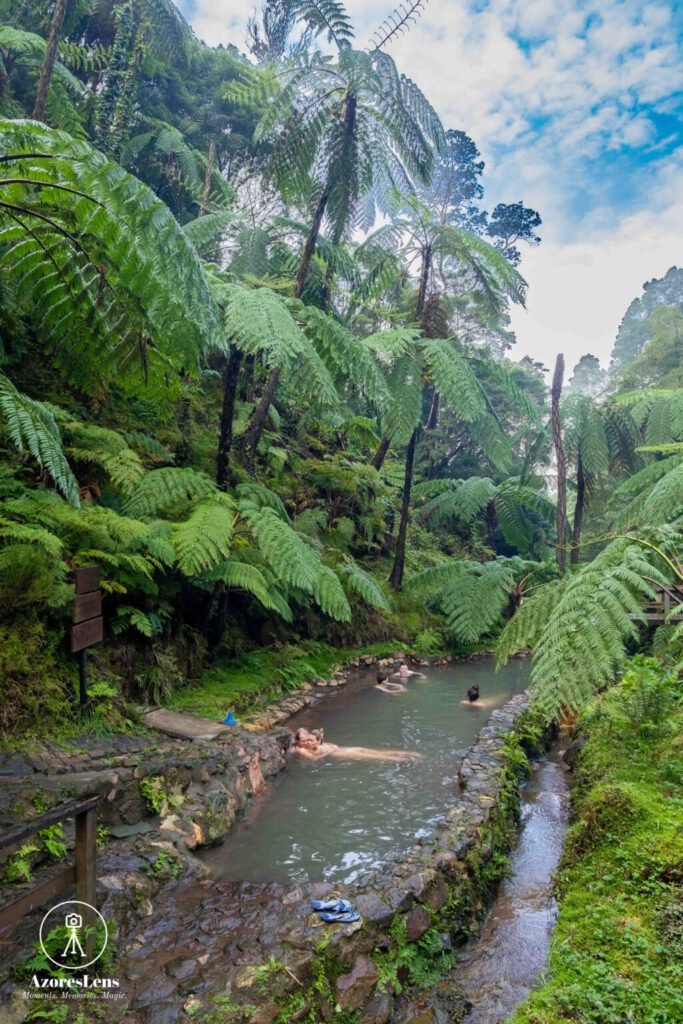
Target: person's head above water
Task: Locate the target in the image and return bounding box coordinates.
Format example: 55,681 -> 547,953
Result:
467,683 -> 480,702
295,727 -> 320,749
377,671 -> 388,683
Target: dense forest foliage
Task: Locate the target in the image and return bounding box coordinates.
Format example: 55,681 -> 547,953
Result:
0,0 -> 682,740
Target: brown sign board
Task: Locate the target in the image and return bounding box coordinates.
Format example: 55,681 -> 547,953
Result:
75,566 -> 100,595
71,617 -> 103,653
73,591 -> 102,624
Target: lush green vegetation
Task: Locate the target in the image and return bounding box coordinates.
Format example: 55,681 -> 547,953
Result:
512,656 -> 683,1024
1,3 -> 683,1021
0,0 -> 682,743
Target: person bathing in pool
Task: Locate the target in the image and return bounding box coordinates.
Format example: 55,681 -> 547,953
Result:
375,671 -> 406,694
391,659 -> 426,680
292,727 -> 420,762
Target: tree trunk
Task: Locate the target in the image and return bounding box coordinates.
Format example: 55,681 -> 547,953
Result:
388,428 -> 418,590
551,353 -> 567,573
243,187 -> 329,461
386,246 -> 433,587
417,245 -> 432,315
371,436 -> 391,471
426,390 -> 440,429
33,0 -> 68,122
200,139 -> 216,213
570,447 -> 585,565
485,499 -> 498,553
321,260 -> 334,313
216,344 -> 243,489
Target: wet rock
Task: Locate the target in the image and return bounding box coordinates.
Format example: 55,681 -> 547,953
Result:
130,975 -> 177,1008
405,906 -> 432,942
426,878 -> 449,912
234,965 -> 260,990
361,991 -> 393,1024
355,892 -> 394,926
335,955 -> 380,1010
251,1002 -> 281,1024
384,888 -> 414,912
167,958 -> 198,981
564,734 -> 585,769
401,1010 -> 436,1024
145,1004 -> 182,1024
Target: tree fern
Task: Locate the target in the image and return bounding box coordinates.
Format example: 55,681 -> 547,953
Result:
242,506 -> 320,592
498,537 -> 671,716
0,371 -> 79,505
203,558 -> 293,620
0,120 -> 221,397
338,559 -> 390,610
172,493 -> 236,577
219,282 -> 338,408
312,564 -> 352,620
124,468 -> 216,519
0,517 -> 64,557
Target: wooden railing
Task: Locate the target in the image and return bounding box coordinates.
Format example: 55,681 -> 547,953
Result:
635,585 -> 683,622
0,795 -> 101,935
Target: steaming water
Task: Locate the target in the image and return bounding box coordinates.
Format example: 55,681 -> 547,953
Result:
201,659 -> 530,885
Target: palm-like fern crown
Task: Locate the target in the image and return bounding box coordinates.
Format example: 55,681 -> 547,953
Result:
232,44 -> 443,243
0,119 -> 221,397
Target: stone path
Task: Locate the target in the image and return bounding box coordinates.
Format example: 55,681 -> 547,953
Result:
140,708 -> 233,741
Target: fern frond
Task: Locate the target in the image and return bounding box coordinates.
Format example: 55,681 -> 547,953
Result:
312,564 -> 352,620
203,559 -> 292,619
0,372 -> 79,506
243,507 -> 320,592
173,494 -> 236,576
124,468 -> 216,519
339,559 -> 391,610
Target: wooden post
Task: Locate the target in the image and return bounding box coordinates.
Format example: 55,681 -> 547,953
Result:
71,567 -> 103,715
664,589 -> 671,619
75,806 -> 97,959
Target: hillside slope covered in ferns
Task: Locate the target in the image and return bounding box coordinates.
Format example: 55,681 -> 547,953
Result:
1,1 -> 683,744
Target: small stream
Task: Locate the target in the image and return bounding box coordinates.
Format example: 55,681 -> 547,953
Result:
456,744 -> 570,1023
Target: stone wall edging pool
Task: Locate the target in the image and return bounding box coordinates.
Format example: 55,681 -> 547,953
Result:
210,688 -> 533,1024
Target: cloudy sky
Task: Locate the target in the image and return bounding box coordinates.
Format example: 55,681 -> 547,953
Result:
178,0 -> 683,373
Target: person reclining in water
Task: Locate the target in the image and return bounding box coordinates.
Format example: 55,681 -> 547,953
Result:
375,671 -> 406,694
292,727 -> 421,762
391,660 -> 426,680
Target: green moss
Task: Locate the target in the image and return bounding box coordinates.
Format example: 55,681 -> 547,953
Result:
511,659 -> 683,1024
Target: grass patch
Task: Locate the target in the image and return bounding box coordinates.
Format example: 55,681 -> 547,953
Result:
511,656 -> 683,1024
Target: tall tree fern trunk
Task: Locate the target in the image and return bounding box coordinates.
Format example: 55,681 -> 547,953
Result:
216,344 -> 243,489
486,499 -> 498,553
552,353 -> 567,572
570,447 -> 585,565
389,428 -> 418,590
371,436 -> 391,471
426,390 -> 440,429
387,246 -> 433,588
200,139 -> 216,214
243,187 -> 330,463
32,0 -> 67,122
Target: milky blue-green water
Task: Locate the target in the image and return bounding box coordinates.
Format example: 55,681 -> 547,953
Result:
201,659 -> 530,885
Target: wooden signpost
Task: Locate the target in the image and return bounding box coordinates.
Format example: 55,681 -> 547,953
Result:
71,566 -> 103,712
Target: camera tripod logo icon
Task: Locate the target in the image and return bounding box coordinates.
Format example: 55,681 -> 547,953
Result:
39,901 -> 108,970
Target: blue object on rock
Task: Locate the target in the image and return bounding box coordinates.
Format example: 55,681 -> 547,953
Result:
223,711 -> 237,726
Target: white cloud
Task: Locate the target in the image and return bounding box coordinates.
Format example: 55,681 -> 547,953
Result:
509,164 -> 683,371
179,0 -> 682,367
